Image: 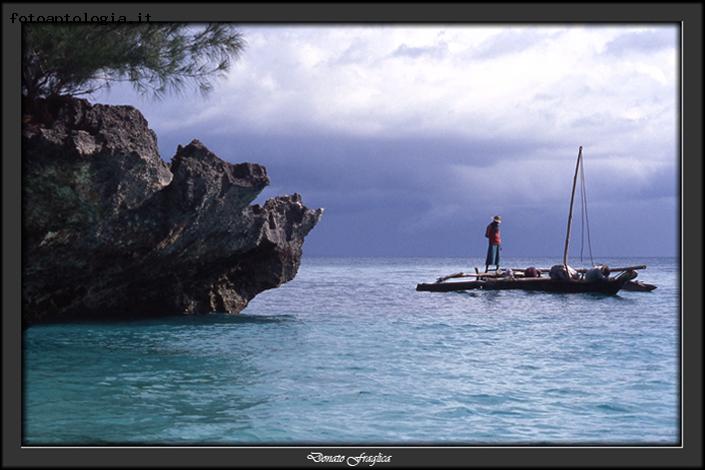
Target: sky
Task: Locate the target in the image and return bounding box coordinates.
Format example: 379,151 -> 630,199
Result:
93,25 -> 679,259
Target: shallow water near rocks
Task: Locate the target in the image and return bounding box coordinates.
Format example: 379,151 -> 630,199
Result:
24,257 -> 679,445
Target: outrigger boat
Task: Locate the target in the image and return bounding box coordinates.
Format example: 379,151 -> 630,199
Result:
416,266 -> 654,294
417,147 -> 656,295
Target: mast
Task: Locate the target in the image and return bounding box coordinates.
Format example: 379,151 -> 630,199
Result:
563,146 -> 583,268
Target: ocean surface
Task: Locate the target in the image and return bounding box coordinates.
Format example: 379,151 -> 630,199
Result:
23,257 -> 680,445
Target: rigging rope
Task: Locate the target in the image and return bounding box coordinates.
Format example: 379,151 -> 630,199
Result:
579,154 -> 594,265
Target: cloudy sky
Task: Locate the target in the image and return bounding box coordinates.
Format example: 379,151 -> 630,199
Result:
94,25 -> 679,259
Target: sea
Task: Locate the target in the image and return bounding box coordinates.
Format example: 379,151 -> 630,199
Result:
23,256 -> 680,445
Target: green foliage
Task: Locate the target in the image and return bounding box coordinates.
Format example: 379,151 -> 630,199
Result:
23,24 -> 245,100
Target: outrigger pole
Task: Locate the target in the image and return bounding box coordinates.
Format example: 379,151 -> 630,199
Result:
563,146 -> 583,269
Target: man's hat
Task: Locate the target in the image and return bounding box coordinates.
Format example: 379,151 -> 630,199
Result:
493,215 -> 502,223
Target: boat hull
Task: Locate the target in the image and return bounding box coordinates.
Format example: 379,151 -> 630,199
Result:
416,277 -> 629,295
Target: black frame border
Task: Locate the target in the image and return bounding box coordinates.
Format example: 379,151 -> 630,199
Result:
3,2 -> 702,468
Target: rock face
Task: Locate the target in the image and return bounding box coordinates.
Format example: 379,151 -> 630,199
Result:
22,97 -> 323,324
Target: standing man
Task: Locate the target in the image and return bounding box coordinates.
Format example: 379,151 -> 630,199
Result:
484,215 -> 502,272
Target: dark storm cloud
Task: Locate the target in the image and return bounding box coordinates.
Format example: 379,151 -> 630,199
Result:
150,127 -> 678,257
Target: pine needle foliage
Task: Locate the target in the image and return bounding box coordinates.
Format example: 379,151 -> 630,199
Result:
23,24 -> 245,100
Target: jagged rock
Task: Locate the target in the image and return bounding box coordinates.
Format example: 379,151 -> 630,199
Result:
22,97 -> 323,324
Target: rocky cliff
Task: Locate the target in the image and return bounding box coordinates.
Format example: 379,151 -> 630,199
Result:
22,96 -> 323,324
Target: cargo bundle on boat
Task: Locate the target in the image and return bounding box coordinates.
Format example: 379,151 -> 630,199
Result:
416,147 -> 656,296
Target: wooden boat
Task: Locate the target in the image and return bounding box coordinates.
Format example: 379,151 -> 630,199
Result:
417,147 -> 656,295
417,269 -> 639,294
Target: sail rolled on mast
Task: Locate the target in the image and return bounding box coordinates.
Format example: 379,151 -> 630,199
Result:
563,146 -> 583,269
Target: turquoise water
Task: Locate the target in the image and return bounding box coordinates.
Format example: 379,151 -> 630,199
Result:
24,257 -> 680,445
